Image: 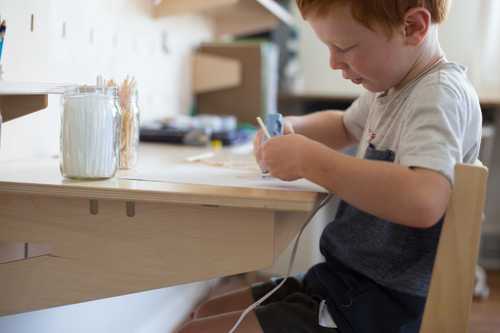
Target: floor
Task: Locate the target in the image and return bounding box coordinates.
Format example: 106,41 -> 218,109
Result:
177,271 -> 500,332
469,271 -> 500,333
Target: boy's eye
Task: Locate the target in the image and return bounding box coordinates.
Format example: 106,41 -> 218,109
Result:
334,45 -> 353,53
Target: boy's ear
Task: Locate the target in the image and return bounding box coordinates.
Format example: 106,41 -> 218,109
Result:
403,7 -> 431,46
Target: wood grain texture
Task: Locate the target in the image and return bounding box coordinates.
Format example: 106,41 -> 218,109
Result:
152,0 -> 293,37
273,194 -> 326,261
0,81 -> 65,95
420,163 -> 488,333
152,0 -> 235,18
1,95 -> 48,122
0,241 -> 25,264
0,143 -> 320,212
209,0 -> 280,37
197,43 -> 264,125
0,143 -> 324,316
193,53 -> 242,94
0,194 -> 280,315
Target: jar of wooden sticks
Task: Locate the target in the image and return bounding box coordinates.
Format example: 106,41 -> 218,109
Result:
119,86 -> 140,169
106,77 -> 140,169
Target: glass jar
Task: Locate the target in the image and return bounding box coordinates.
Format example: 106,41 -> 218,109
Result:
60,85 -> 122,179
119,88 -> 140,169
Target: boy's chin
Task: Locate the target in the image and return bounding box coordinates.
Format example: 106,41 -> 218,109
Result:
360,82 -> 388,93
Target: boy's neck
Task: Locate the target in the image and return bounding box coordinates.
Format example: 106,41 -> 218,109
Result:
387,27 -> 446,95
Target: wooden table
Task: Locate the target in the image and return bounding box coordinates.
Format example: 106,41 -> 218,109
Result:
0,142 -> 325,316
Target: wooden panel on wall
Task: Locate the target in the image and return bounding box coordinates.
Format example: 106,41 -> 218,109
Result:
193,52 -> 242,93
197,43 -> 263,125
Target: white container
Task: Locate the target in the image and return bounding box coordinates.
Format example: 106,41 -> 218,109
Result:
60,85 -> 122,179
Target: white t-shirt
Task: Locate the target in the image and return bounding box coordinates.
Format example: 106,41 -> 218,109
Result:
343,62 -> 482,184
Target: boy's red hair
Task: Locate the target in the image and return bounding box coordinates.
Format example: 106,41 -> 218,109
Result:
296,0 -> 451,36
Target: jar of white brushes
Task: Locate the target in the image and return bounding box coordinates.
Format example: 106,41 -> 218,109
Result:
60,85 -> 122,179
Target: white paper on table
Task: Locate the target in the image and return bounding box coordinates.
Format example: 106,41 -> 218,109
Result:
120,165 -> 328,193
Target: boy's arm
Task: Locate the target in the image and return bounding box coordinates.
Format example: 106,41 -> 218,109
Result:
252,110 -> 357,163
285,110 -> 359,151
256,135 -> 451,229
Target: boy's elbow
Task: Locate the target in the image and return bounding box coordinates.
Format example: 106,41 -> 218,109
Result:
410,197 -> 448,229
413,209 -> 445,229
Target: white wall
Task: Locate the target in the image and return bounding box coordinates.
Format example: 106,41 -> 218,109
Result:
0,1 -> 214,332
0,0 -> 213,162
0,281 -> 212,333
290,3 -> 363,98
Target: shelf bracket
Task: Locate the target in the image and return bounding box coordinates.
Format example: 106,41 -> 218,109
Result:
0,94 -> 49,123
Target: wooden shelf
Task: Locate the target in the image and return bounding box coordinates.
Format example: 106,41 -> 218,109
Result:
0,81 -> 66,95
153,0 -> 294,37
0,81 -> 66,123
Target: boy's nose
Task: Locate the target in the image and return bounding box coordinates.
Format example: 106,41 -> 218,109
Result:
329,54 -> 347,70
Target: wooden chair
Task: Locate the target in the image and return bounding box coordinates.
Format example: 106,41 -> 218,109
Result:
420,162 -> 488,333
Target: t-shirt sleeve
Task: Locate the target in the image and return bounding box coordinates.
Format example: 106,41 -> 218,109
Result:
343,91 -> 374,141
399,83 -> 480,185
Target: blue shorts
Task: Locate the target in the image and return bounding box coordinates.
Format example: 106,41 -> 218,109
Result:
251,272 -> 340,333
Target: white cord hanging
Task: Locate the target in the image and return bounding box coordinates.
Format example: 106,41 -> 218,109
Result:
228,193 -> 334,333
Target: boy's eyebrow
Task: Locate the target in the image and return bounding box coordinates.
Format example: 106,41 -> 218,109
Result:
317,32 -> 356,45
331,35 -> 351,42
323,37 -> 354,46
332,38 -> 352,44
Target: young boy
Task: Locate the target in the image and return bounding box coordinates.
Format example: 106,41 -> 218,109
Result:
177,0 -> 482,332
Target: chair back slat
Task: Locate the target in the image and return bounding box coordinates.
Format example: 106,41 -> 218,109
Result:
419,163 -> 488,332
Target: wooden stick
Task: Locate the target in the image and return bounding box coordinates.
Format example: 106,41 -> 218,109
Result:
185,152 -> 215,162
236,173 -> 270,178
256,117 -> 271,139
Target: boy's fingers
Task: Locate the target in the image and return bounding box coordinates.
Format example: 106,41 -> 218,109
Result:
283,121 -> 294,135
255,129 -> 264,142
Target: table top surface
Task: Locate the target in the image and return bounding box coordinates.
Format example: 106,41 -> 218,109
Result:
0,142 -> 321,212
0,81 -> 67,95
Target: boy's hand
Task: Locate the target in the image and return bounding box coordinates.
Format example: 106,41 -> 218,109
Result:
254,134 -> 311,182
252,118 -> 294,161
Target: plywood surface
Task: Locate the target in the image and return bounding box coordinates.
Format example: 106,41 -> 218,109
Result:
152,0 -> 294,37
152,0 -> 236,18
208,0 -> 280,37
0,143 -> 320,212
197,43 -> 263,125
420,163 -> 488,333
1,95 -> 49,122
0,142 -> 324,315
0,81 -> 65,95
193,52 -> 242,93
0,194 -> 277,315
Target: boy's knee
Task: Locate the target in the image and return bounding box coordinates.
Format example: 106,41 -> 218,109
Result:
176,320 -> 199,333
192,286 -> 255,320
192,297 -> 215,319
